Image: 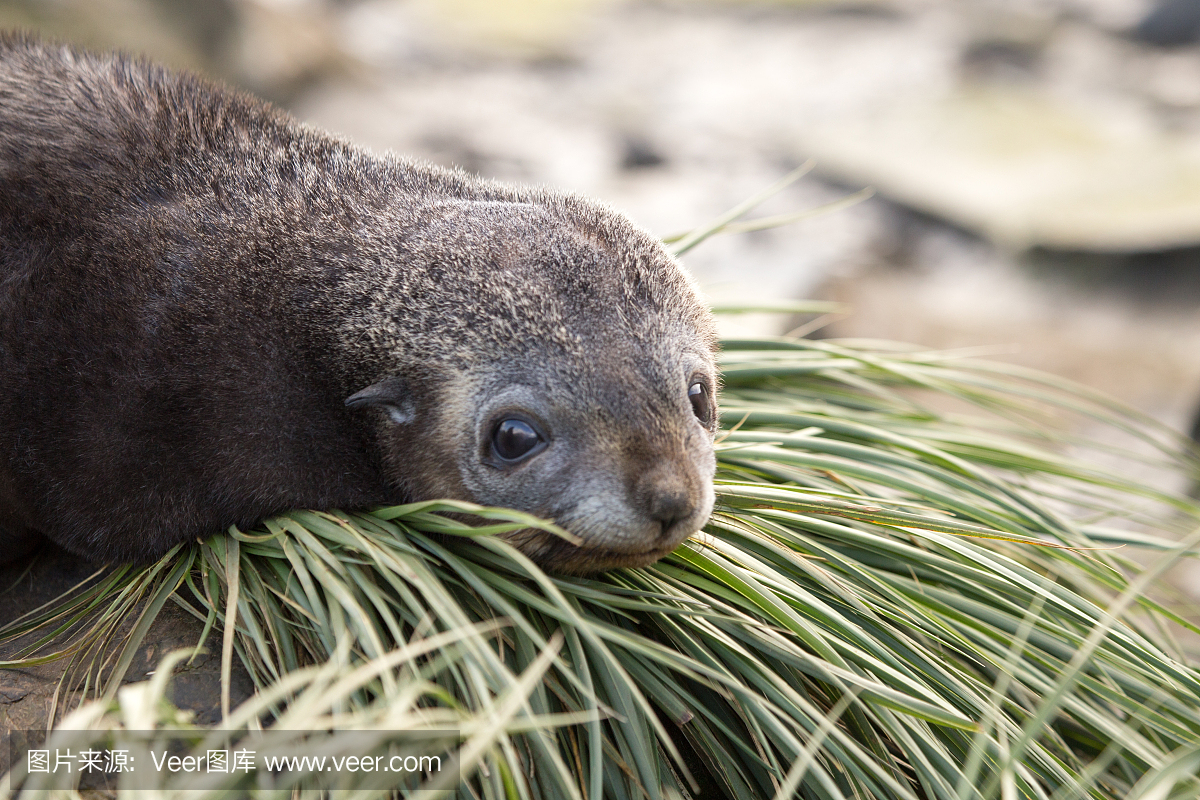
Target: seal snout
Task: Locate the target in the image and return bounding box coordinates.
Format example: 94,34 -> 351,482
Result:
633,460 -> 708,544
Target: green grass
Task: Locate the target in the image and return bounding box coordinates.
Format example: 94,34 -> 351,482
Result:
5,332 -> 1200,800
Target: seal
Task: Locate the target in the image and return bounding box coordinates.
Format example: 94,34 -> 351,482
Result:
0,34 -> 719,573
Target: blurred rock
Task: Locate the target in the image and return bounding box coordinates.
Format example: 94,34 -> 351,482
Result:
619,134 -> 666,170
0,0 -> 235,74
407,0 -> 612,61
817,223 -> 1200,428
0,0 -> 346,99
960,2 -> 1056,83
1134,0 -> 1200,46
799,86 -> 1200,251
230,0 -> 344,100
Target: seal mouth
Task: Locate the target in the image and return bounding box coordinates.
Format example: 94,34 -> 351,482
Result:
505,528 -> 694,574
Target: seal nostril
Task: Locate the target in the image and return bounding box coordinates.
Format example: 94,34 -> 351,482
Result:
647,490 -> 694,538
657,517 -> 683,539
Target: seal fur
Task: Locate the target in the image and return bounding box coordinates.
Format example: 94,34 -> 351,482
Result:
0,34 -> 719,572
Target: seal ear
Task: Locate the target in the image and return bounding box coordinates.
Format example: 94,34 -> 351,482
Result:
345,376 -> 416,424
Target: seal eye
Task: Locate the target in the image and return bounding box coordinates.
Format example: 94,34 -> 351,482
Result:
688,381 -> 712,426
492,418 -> 543,462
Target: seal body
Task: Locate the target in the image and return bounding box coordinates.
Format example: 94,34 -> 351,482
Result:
0,35 -> 719,572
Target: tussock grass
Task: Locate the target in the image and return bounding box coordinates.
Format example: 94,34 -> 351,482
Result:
5,333 -> 1200,800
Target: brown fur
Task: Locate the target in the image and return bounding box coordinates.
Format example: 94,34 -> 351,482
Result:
0,33 -> 719,572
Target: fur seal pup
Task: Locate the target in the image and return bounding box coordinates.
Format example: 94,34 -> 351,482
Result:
0,34 -> 719,573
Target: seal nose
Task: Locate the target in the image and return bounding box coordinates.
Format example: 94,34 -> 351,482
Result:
647,488 -> 694,534
634,466 -> 698,540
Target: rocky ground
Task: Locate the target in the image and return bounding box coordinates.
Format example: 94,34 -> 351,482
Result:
0,546 -> 254,774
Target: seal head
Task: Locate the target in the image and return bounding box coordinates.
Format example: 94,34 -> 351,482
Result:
342,199 -> 719,572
